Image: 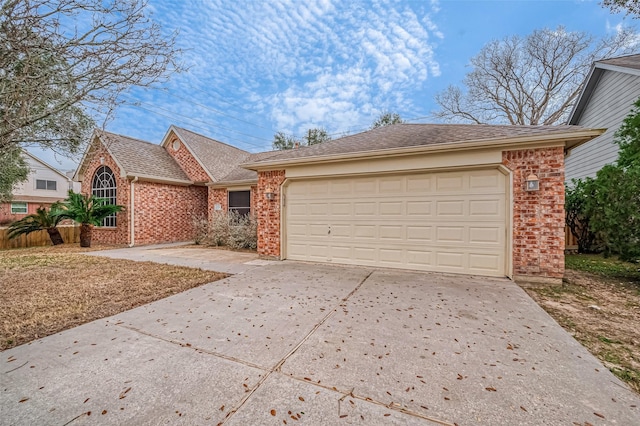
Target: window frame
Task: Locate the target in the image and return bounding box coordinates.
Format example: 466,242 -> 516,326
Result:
11,202 -> 28,214
35,179 -> 57,191
228,190 -> 251,216
91,165 -> 117,227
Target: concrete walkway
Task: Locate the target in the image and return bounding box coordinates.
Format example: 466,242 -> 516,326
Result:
2,262 -> 639,425
85,243 -> 275,274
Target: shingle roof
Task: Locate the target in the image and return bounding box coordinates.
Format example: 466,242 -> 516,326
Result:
598,53 -> 640,71
217,151 -> 282,183
247,124 -> 587,164
97,130 -> 190,182
171,127 -> 250,182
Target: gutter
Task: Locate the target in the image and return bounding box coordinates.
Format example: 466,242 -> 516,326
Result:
129,176 -> 138,247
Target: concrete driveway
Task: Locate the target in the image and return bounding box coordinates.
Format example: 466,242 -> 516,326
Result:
2,262 -> 639,425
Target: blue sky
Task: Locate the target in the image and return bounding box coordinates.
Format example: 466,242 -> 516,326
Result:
28,0 -> 637,172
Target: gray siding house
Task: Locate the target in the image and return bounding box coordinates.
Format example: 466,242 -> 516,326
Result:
565,54 -> 640,182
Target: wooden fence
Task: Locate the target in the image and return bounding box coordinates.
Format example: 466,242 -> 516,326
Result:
565,225 -> 578,250
0,225 -> 80,250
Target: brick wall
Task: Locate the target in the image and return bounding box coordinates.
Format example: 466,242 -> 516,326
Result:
133,181 -> 207,245
0,202 -> 56,225
256,170 -> 285,257
81,144 -> 130,245
207,187 -> 228,220
250,185 -> 258,216
166,133 -> 210,182
503,147 -> 565,279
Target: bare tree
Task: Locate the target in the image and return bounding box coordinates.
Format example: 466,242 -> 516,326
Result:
0,0 -> 182,199
602,0 -> 640,18
433,26 -> 638,125
371,111 -> 404,129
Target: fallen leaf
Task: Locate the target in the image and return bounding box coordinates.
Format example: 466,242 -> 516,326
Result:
270,409 -> 276,416
520,406 -> 527,412
485,387 -> 497,392
18,398 -> 29,403
298,396 -> 305,402
594,412 -> 605,419
220,405 -> 225,411
384,413 -> 391,417
102,410 -> 107,415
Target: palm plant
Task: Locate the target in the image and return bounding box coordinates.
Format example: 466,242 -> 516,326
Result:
7,205 -> 65,245
58,191 -> 123,247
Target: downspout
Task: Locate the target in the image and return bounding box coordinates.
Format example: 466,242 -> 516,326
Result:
129,176 -> 138,247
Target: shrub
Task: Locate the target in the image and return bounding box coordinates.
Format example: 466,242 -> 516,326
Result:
193,211 -> 257,250
191,215 -> 209,245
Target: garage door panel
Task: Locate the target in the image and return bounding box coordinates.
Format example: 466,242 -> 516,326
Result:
330,224 -> 351,238
469,199 -> 502,216
379,225 -> 404,240
354,202 -> 376,215
353,247 -> 376,261
379,202 -> 403,216
406,226 -> 432,242
331,202 -> 351,215
379,177 -> 403,193
406,176 -> 432,192
436,201 -> 465,216
407,201 -> 432,216
436,226 -> 465,242
354,180 -> 376,193
354,225 -> 376,238
469,227 -> 502,244
469,253 -> 501,271
436,252 -> 465,269
406,250 -> 433,266
436,174 -> 465,192
286,168 -> 507,277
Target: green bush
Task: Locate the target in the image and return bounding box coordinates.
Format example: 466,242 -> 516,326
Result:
567,96 -> 640,262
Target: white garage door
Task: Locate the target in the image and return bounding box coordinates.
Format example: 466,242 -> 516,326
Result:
285,168 -> 508,277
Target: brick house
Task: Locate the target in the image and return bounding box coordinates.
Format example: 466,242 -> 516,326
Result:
73,126 -> 280,246
75,124 -> 601,282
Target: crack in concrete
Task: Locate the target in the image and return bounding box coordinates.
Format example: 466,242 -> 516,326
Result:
115,268 -> 453,425
216,269 -> 375,425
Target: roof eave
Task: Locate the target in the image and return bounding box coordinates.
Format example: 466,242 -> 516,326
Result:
127,173 -> 194,186
242,130 -> 605,171
207,178 -> 257,188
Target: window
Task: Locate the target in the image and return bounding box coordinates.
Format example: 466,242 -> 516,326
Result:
91,166 -> 117,227
228,190 -> 250,216
36,179 -> 57,190
11,202 -> 27,214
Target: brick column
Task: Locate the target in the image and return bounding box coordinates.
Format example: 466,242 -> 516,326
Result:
256,170 -> 286,258
503,147 -> 565,281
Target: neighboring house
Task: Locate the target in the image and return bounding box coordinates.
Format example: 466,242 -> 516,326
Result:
565,53 -> 640,182
0,151 -> 80,224
75,123 -> 601,282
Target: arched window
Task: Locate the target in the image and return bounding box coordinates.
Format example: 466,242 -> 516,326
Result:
92,166 -> 117,227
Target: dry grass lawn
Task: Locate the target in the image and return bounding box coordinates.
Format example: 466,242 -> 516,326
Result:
0,244 -> 227,350
522,254 -> 640,394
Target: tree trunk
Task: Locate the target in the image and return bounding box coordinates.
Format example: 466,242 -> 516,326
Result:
80,223 -> 93,248
46,227 -> 64,245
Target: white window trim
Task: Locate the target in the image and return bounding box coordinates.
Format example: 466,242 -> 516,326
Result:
11,202 -> 28,214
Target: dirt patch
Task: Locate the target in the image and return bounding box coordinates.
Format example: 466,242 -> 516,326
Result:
522,269 -> 640,394
0,244 -> 227,350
